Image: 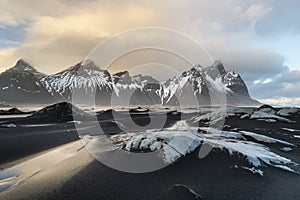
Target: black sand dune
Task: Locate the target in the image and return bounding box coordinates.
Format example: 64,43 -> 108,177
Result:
0,107 -> 32,115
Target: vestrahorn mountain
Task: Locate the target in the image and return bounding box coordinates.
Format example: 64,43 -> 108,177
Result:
0,59 -> 259,106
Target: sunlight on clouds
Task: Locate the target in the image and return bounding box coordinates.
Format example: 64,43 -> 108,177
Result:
0,48 -> 17,72
0,1 -> 162,73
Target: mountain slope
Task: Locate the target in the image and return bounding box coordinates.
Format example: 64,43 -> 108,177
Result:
160,61 -> 258,105
0,59 -> 55,104
39,60 -> 113,104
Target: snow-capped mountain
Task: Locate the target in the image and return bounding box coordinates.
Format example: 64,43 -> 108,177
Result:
0,59 -> 259,105
159,61 -> 257,105
0,59 -> 54,103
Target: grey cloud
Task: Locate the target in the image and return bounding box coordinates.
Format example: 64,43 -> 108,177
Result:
247,68 -> 300,99
211,48 -> 289,80
276,69 -> 300,83
255,0 -> 300,36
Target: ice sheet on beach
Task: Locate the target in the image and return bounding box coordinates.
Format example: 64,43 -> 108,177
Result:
119,121 -> 298,174
198,128 -> 293,146
206,139 -> 296,171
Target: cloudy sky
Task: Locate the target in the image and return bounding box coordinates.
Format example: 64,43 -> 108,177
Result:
0,0 -> 300,106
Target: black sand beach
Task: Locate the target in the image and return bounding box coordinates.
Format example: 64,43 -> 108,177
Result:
0,105 -> 300,200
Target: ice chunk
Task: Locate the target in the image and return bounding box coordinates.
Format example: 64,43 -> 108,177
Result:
240,114 -> 250,119
280,147 -> 293,152
257,119 -> 276,123
172,184 -> 202,199
6,123 -> 17,128
137,130 -> 201,164
282,128 -> 300,132
277,108 -> 299,116
124,121 -> 202,164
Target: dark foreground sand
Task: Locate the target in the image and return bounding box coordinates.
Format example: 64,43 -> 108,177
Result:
0,109 -> 300,200
1,144 -> 300,200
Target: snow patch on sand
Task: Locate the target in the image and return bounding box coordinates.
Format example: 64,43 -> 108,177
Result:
280,147 -> 293,152
241,166 -> 264,176
207,139 -> 296,169
239,131 -> 293,146
282,128 -> 300,132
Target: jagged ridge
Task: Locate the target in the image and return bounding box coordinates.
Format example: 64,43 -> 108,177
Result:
0,59 -> 259,106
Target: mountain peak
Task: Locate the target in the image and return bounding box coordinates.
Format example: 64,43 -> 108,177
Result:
114,71 -> 130,78
212,60 -> 225,74
15,59 -> 32,69
56,60 -> 101,75
9,59 -> 41,75
82,59 -> 100,70
16,59 -> 28,65
202,60 -> 226,79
